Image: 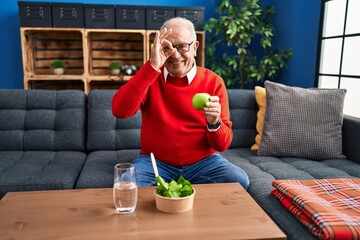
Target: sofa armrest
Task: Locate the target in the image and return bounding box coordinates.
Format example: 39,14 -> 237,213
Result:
343,115 -> 360,164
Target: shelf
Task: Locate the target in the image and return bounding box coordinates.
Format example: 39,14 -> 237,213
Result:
85,29 -> 146,78
27,79 -> 86,92
21,28 -> 85,77
88,75 -> 132,82
25,74 -> 85,79
20,27 -> 205,94
89,81 -> 124,92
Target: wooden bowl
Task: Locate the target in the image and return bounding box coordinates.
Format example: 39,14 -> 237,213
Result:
154,189 -> 195,213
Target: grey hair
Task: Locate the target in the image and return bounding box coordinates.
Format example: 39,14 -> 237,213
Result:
160,17 -> 197,41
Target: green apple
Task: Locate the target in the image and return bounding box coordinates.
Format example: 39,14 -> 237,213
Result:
192,93 -> 211,110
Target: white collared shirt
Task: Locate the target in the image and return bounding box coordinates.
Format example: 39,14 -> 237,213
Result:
164,61 -> 197,84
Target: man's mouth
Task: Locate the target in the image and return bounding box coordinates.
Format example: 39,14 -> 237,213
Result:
169,60 -> 184,65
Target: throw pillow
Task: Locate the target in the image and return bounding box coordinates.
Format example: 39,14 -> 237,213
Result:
257,81 -> 346,160
251,86 -> 266,151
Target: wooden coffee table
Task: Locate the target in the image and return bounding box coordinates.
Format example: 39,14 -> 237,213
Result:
0,183 -> 286,239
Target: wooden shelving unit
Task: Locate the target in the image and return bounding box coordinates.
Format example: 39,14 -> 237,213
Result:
20,27 -> 205,94
20,27 -> 87,91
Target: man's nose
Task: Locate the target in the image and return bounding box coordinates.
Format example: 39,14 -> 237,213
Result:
170,48 -> 182,58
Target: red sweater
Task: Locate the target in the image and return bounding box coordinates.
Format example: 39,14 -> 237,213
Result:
112,61 -> 233,166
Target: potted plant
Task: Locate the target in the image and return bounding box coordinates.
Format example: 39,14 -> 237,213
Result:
50,59 -> 66,75
109,61 -> 122,75
204,0 -> 292,88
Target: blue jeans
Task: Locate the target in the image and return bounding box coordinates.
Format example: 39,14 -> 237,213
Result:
132,153 -> 250,190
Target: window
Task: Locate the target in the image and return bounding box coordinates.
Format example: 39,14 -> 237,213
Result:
317,0 -> 360,117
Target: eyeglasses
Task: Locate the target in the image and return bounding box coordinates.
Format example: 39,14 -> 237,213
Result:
172,41 -> 194,53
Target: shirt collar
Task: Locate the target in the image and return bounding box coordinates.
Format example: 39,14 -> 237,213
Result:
164,61 -> 197,84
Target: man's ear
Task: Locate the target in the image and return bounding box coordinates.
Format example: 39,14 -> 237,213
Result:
194,41 -> 200,57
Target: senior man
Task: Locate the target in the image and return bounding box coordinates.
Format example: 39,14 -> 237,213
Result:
112,17 -> 249,190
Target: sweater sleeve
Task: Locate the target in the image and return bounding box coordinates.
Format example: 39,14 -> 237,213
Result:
112,61 -> 161,118
207,77 -> 233,152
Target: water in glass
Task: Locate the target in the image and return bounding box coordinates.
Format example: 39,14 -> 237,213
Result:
113,181 -> 138,213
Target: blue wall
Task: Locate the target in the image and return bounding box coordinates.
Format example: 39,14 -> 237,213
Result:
0,0 -> 321,89
266,0 -> 322,88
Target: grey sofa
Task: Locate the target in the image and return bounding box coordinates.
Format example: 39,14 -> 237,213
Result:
0,90 -> 87,196
1,89 -> 360,240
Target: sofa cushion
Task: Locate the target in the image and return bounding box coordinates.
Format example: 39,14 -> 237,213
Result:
0,90 -> 86,151
76,149 -> 139,189
258,81 -> 346,160
87,90 -> 141,151
0,151 -> 86,198
343,115 -> 360,164
251,86 -> 266,151
227,89 -> 257,148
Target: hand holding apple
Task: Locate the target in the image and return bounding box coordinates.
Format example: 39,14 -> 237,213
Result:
192,93 -> 221,126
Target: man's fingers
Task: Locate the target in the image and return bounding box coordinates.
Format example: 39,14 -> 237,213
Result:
160,28 -> 172,40
209,96 -> 220,102
204,107 -> 220,114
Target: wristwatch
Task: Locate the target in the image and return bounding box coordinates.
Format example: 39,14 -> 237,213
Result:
207,120 -> 221,130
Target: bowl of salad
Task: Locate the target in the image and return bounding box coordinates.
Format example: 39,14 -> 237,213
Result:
154,175 -> 195,213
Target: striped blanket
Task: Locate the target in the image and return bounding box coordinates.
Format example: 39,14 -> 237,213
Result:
272,178 -> 360,240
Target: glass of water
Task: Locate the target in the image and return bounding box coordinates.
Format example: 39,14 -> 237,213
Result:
113,163 -> 138,214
